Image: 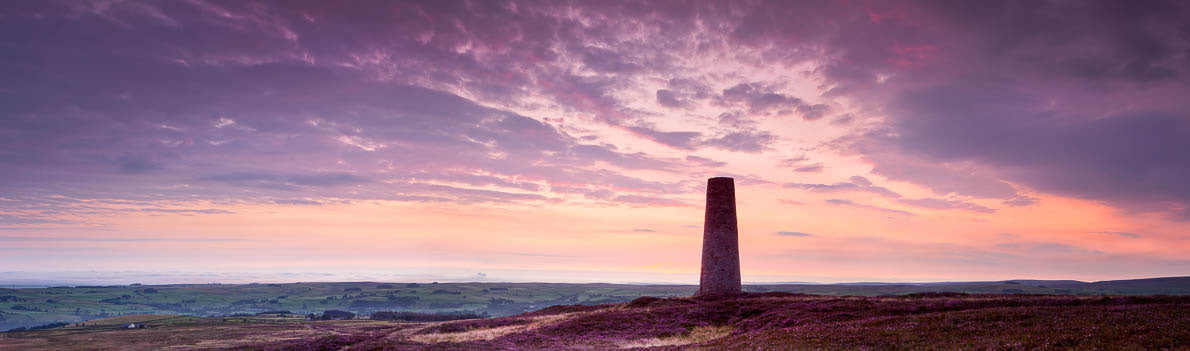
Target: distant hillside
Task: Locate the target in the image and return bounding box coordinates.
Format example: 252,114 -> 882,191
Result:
751,276 -> 1190,296
1045,277 -> 1190,294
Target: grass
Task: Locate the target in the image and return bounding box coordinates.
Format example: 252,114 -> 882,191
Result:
617,325 -> 733,349
409,312 -> 580,343
83,314 -> 179,326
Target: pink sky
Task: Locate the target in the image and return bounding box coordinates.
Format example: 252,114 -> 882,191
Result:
1,0 -> 1188,284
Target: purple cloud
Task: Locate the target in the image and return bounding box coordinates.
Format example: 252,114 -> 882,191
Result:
824,199 -> 914,216
625,125 -> 702,150
718,83 -> 830,120
701,130 -> 778,153
655,90 -> 688,108
895,198 -> 995,214
1092,231 -> 1142,239
1003,196 -> 1040,207
1,0 -> 1187,221
776,231 -> 812,237
785,176 -> 901,198
793,164 -> 825,173
685,156 -> 727,168
807,1 -> 1190,219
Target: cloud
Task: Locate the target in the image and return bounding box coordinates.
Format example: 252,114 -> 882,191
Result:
117,155 -> 163,174
716,174 -> 775,186
137,208 -> 234,215
853,150 -> 1021,200
776,231 -> 812,237
895,198 -> 995,214
829,114 -> 854,126
577,46 -> 641,73
628,124 -> 777,153
2,0 -> 1188,221
0,236 -> 239,242
814,1 -> 1190,219
718,83 -> 830,120
197,172 -> 369,190
701,130 -> 777,153
0,214 -> 85,226
685,155 -> 727,168
825,199 -> 914,216
995,242 -> 1104,256
1002,196 -> 1040,207
1092,231 -> 1142,239
0,1 -> 715,210
655,89 -> 688,108
273,199 -> 323,206
612,195 -> 689,207
785,176 -> 901,198
793,164 -> 824,173
401,172 -> 542,192
778,156 -> 824,172
625,125 -> 702,150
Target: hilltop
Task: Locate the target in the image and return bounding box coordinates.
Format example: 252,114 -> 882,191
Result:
3,293 -> 1189,350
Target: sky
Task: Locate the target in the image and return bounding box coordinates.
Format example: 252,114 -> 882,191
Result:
1,0 -> 1189,285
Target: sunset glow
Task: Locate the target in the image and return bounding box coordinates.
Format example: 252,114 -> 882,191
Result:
2,0 -> 1188,285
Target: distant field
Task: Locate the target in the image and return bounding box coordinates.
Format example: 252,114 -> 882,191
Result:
1,277 -> 1187,331
3,293 -> 1188,350
0,282 -> 692,331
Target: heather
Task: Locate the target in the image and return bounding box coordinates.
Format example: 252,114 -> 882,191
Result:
254,293 -> 1190,350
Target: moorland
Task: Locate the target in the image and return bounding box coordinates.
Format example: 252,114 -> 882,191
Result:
3,292 -> 1189,350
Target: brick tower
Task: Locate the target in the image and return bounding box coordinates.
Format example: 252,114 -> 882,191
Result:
696,177 -> 742,296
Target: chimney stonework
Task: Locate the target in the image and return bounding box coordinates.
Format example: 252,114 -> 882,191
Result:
697,177 -> 742,296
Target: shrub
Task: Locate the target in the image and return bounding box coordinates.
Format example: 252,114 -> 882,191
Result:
319,310 -> 355,320
349,296 -> 420,308
371,311 -> 485,322
5,322 -> 68,333
627,296 -> 661,308
414,317 -> 528,334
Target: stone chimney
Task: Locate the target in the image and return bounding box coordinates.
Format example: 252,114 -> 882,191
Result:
696,177 -> 742,296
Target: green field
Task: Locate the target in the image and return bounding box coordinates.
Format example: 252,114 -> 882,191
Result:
0,282 -> 692,331
2,277 -> 1188,331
